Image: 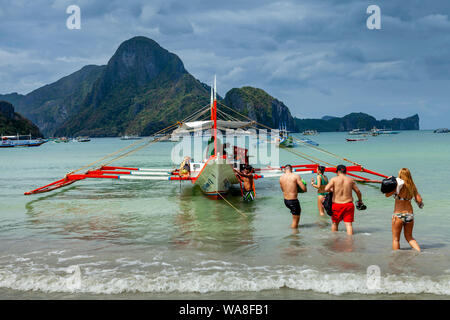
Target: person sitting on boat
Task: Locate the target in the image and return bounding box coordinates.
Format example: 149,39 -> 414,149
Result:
385,168 -> 423,252
179,156 -> 191,178
234,165 -> 255,202
310,165 -> 328,217
279,164 -> 307,228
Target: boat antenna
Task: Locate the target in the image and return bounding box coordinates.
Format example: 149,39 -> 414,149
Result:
210,84 -> 214,121
213,75 -> 217,157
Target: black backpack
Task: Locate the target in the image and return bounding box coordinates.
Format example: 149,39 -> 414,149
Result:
323,192 -> 333,216
381,176 -> 397,194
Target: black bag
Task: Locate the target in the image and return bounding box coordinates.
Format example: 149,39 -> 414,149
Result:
323,192 -> 333,216
381,176 -> 397,194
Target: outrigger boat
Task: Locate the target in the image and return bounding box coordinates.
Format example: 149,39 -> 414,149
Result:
1,134 -> 47,148
25,77 -> 389,198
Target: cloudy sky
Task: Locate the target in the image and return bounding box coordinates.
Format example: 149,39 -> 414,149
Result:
0,0 -> 449,129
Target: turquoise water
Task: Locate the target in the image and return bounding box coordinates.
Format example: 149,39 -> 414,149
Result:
0,131 -> 449,299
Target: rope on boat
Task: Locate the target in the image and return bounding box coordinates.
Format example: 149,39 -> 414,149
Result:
68,122 -> 180,175
218,101 -> 362,167
216,192 -> 248,218
279,146 -> 320,164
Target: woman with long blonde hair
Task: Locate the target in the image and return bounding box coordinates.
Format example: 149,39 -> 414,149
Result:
386,168 -> 424,251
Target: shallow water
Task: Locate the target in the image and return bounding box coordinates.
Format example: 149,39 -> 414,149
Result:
0,131 -> 449,299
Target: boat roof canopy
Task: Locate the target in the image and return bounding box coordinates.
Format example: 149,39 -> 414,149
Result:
175,120 -> 254,132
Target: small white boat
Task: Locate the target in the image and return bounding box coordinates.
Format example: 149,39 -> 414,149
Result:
349,128 -> 368,135
120,135 -> 142,140
76,136 -> 91,142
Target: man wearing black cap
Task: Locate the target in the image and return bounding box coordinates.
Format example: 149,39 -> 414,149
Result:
324,165 -> 364,235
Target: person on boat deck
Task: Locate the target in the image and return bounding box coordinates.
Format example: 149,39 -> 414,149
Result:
385,168 -> 423,252
234,165 -> 255,201
324,165 -> 364,235
222,143 -> 230,158
311,165 -> 329,216
179,156 -> 191,178
279,164 -> 307,228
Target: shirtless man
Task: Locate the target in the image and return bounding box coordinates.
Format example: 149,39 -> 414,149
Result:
279,164 -> 307,228
324,165 -> 364,235
234,165 -> 255,201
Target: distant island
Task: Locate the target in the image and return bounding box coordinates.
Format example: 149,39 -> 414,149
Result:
0,36 -> 419,137
0,101 -> 42,137
294,113 -> 419,132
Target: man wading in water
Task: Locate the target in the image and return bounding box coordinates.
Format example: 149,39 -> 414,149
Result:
234,165 -> 255,201
279,164 -> 307,228
324,165 -> 364,235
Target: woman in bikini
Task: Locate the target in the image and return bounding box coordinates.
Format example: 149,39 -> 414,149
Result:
386,168 -> 424,251
311,165 -> 328,216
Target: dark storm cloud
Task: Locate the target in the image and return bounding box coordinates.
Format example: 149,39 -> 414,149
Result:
0,0 -> 449,128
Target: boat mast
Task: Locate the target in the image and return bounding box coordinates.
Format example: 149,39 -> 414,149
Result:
213,75 -> 217,157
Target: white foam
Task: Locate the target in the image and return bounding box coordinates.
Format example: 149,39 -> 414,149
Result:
58,255 -> 93,262
0,263 -> 449,296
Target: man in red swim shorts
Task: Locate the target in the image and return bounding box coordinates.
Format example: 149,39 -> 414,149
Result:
325,165 -> 364,235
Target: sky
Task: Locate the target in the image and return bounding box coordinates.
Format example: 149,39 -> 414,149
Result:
0,0 -> 449,129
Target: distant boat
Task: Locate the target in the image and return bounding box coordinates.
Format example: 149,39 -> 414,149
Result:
349,128 -> 368,135
434,128 -> 449,133
346,138 -> 367,142
0,134 -> 47,148
53,137 -> 70,143
302,130 -> 318,136
378,128 -> 400,135
76,136 -> 91,142
120,135 -> 142,140
278,124 -> 296,148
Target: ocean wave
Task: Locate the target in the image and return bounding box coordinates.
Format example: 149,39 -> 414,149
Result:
0,263 -> 449,296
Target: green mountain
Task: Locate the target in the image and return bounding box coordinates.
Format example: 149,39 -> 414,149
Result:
224,87 -> 296,131
295,113 -> 419,132
0,37 -> 296,137
0,101 -> 42,137
55,36 -> 211,137
0,65 -> 105,137
0,36 -> 418,136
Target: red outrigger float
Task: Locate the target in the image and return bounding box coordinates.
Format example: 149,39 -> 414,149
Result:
24,163 -> 388,195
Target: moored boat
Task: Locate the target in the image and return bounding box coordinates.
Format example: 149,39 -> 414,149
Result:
302,130 -> 318,135
121,135 -> 142,140
76,136 -> 91,142
0,134 -> 47,147
349,128 -> 368,135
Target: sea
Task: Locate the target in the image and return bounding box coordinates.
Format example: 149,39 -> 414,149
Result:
0,131 -> 449,299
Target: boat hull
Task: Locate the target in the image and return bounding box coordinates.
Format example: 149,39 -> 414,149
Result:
194,159 -> 239,197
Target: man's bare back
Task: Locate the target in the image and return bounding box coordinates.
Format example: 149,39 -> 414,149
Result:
324,165 -> 363,235
326,174 -> 358,204
279,172 -> 306,200
279,165 -> 307,228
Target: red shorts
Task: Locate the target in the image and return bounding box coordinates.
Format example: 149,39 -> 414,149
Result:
331,202 -> 355,223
